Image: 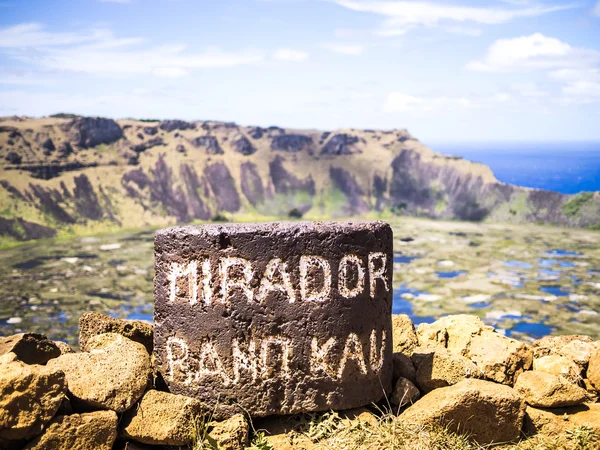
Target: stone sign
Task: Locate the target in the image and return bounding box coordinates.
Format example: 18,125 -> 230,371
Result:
154,221 -> 393,418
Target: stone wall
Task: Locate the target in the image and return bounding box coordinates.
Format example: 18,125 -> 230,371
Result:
1,312 -> 599,449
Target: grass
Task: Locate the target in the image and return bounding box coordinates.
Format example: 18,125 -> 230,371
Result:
178,406 -> 600,450
562,192 -> 594,217
241,411 -> 600,450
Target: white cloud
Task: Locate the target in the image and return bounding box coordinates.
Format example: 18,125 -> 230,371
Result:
272,48 -> 309,61
322,42 -> 365,55
0,23 -> 108,48
0,73 -> 55,85
551,69 -> 600,99
0,23 -> 266,77
152,67 -> 189,78
469,33 -> 600,104
384,91 -> 510,112
466,33 -> 599,72
333,0 -> 574,35
510,82 -> 549,97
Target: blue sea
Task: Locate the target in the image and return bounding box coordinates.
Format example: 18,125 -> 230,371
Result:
426,141 -> 600,194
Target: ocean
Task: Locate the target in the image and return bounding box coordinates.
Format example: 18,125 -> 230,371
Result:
427,141 -> 600,195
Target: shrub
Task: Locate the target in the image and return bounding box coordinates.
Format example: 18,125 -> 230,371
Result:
211,213 -> 229,222
288,208 -> 303,219
562,192 -> 594,217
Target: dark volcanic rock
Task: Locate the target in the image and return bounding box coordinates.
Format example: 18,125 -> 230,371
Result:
233,135 -> 256,156
7,161 -> 99,180
389,149 -> 490,221
73,174 -> 103,221
41,138 -> 55,154
373,175 -> 388,212
190,136 -> 223,155
204,162 -> 241,213
60,181 -> 71,199
143,126 -> 158,136
149,156 -> 190,222
0,180 -> 26,201
180,164 -> 211,220
0,217 -> 56,240
321,134 -> 360,155
269,155 -> 315,196
240,162 -> 265,206
131,137 -> 165,153
29,184 -> 75,224
64,117 -> 123,148
159,120 -> 195,132
57,142 -> 73,158
5,151 -> 22,164
176,144 -> 186,153
271,134 -> 313,153
154,221 -> 393,418
0,333 -> 61,365
122,168 -> 150,190
248,127 -> 264,139
330,167 -> 369,215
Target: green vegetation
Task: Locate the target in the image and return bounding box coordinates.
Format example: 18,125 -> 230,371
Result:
211,213 -> 229,222
562,192 -> 594,217
246,430 -> 274,450
49,113 -> 81,119
288,208 -> 303,219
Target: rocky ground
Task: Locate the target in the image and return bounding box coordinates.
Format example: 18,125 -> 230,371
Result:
1,115 -> 599,246
1,312 -> 600,449
0,217 -> 598,345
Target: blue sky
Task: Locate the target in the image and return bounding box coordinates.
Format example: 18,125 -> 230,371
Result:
0,0 -> 599,142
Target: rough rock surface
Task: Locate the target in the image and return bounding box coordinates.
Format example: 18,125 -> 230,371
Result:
47,333 -> 151,412
401,378 -> 526,445
586,346 -> 600,390
271,134 -> 313,153
533,355 -> 582,384
207,414 -> 249,450
533,335 -> 598,368
0,333 -> 61,365
78,312 -> 153,354
321,134 -> 360,155
53,341 -> 74,355
190,135 -> 223,154
22,411 -> 117,450
416,315 -> 532,385
120,390 -> 205,446
524,403 -> 600,436
64,117 -> 123,148
514,371 -> 590,408
416,314 -> 492,352
391,377 -> 420,407
0,360 -> 66,441
154,221 -> 393,418
391,314 -> 418,355
412,346 -> 482,392
466,332 -> 533,385
392,352 -> 416,384
232,135 -> 256,156
159,120 -> 195,132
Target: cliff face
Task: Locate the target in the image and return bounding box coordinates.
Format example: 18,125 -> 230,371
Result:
0,115 -> 598,242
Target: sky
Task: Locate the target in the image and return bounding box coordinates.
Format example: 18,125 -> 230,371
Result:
0,0 -> 599,142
